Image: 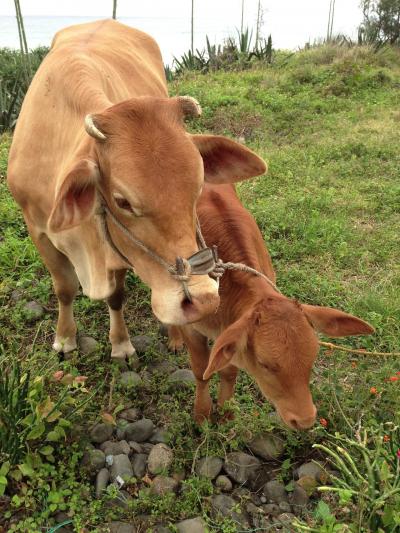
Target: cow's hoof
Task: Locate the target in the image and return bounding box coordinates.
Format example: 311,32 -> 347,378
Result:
53,336 -> 77,353
111,340 -> 137,362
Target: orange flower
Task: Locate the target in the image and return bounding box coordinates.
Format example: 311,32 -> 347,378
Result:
383,435 -> 390,442
389,376 -> 398,382
320,418 -> 328,428
370,387 -> 378,394
74,376 -> 88,383
351,362 -> 357,368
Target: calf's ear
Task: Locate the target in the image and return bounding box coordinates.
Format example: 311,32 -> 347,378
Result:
190,134 -> 267,184
203,314 -> 249,379
301,304 -> 375,337
48,159 -> 100,232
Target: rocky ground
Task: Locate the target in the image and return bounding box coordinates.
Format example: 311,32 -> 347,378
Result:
51,332 -> 333,533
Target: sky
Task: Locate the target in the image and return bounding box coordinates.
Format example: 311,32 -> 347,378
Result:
0,1 -> 363,63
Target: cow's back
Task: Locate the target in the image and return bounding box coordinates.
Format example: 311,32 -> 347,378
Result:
8,20 -> 167,215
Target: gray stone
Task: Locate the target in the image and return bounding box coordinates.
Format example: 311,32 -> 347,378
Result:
110,454 -> 133,482
148,443 -> 174,475
107,522 -> 136,533
150,428 -> 169,444
10,289 -> 23,301
24,301 -> 44,321
119,408 -> 140,422
195,456 -> 223,480
167,369 -> 195,389
211,494 -> 249,527
295,461 -> 326,483
90,423 -> 114,444
148,360 -> 178,375
106,489 -> 133,510
246,465 -> 275,492
141,442 -> 155,454
131,454 -> 147,478
246,502 -> 262,516
132,335 -> 152,354
223,452 -> 261,485
82,449 -> 105,474
279,501 -> 292,513
124,419 -> 155,442
277,512 -> 296,524
215,475 -> 233,492
262,503 -> 280,516
150,475 -> 179,495
129,441 -> 143,454
176,517 -> 207,533
95,468 -> 110,498
78,335 -> 98,355
247,433 -> 285,461
100,440 -> 130,456
119,371 -> 142,389
290,484 -> 309,508
263,480 -> 288,504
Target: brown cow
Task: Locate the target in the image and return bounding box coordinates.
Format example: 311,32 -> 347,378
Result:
7,20 -> 266,360
169,184 -> 374,429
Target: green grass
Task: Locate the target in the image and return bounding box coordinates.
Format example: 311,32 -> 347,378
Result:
1,44 -> 399,532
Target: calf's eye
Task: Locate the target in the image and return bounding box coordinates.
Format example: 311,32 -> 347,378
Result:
114,195 -> 133,212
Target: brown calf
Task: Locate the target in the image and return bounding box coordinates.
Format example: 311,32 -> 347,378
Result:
169,184 -> 374,429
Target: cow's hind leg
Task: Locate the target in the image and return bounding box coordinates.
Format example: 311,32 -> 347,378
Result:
107,269 -> 136,362
29,229 -> 79,353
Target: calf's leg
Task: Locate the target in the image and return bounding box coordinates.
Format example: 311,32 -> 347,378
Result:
179,326 -> 213,423
217,364 -> 238,420
167,325 -> 184,352
29,228 -> 79,353
107,269 -> 136,361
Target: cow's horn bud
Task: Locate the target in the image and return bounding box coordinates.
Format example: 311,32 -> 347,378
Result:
84,114 -> 106,141
178,96 -> 202,118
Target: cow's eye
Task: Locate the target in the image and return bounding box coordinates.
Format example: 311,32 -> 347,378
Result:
113,193 -> 142,216
114,195 -> 132,211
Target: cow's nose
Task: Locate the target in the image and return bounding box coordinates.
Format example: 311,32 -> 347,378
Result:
181,291 -> 220,322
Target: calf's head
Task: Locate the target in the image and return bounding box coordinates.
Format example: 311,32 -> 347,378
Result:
48,96 -> 266,324
203,296 -> 374,429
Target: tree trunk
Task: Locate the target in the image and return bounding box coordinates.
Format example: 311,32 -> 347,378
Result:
112,0 -> 117,19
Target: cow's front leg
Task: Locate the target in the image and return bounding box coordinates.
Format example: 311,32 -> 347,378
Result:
180,326 -> 212,424
217,364 -> 238,421
107,270 -> 136,362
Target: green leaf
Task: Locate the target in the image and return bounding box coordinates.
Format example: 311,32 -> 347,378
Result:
0,461 -> 10,476
58,418 -> 71,428
39,445 -> 54,456
315,500 -> 333,522
46,410 -> 62,423
0,476 -> 7,486
36,396 -> 55,419
18,463 -> 34,477
26,420 -> 45,440
46,430 -> 60,442
11,494 -> 22,507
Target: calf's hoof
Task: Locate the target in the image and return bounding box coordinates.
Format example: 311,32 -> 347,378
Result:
53,336 -> 77,354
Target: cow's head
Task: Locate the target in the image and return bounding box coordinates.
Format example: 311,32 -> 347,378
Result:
48,96 -> 267,325
203,296 -> 374,429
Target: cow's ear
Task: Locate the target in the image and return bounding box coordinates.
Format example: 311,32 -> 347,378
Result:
190,134 -> 267,184
302,304 -> 375,337
48,159 -> 100,232
203,314 -> 249,379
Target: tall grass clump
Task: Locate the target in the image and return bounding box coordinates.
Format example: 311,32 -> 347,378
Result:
0,47 -> 48,133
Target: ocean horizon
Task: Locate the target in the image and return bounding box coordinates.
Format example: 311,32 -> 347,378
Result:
0,14 -> 253,66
